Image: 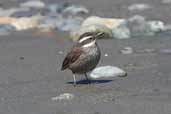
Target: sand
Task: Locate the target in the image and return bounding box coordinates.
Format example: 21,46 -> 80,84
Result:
0,0 -> 171,114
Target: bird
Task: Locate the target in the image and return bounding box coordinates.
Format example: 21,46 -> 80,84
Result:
61,31 -> 104,86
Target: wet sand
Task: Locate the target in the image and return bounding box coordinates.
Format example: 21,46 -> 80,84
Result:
0,0 -> 171,114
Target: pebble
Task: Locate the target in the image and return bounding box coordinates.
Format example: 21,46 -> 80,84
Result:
90,66 -> 127,79
20,0 -> 46,9
120,47 -> 133,54
11,9 -> 39,17
0,8 -> 18,16
104,53 -> 109,57
19,56 -> 25,60
58,51 -> 63,54
159,49 -> 171,54
62,5 -> 89,15
51,93 -> 74,101
128,3 -> 152,11
0,24 -> 15,35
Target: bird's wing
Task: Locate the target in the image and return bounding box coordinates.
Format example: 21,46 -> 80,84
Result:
61,47 -> 83,70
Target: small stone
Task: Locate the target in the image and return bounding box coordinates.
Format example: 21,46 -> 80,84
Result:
51,93 -> 74,101
0,8 -> 18,16
47,2 -> 71,13
147,21 -> 165,32
20,0 -> 46,9
47,4 -> 61,13
90,66 -> 127,79
0,24 -> 15,35
137,48 -> 156,53
11,9 -> 38,17
58,51 -> 63,54
19,56 -> 24,60
128,3 -> 152,11
159,49 -> 171,54
104,53 -> 108,57
62,5 -> 89,15
120,47 -> 133,54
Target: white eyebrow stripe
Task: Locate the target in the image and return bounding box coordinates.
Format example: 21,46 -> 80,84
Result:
82,40 -> 96,47
79,36 -> 92,43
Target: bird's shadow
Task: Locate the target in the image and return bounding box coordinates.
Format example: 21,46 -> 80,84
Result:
67,79 -> 113,85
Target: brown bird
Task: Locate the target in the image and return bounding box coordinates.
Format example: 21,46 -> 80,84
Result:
61,31 -> 104,86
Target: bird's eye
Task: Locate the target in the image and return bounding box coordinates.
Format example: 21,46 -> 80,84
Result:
89,37 -> 93,40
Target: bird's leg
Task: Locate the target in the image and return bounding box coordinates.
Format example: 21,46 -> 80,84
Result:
84,73 -> 91,84
73,74 -> 76,86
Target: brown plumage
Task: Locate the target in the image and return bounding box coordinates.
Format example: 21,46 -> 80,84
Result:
61,31 -> 104,86
61,47 -> 83,71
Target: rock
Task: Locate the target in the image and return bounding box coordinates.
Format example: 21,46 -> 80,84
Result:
20,0 -> 45,9
82,16 -> 125,29
0,16 -> 16,24
128,3 -> 152,11
0,15 -> 42,30
51,93 -> 74,101
112,15 -> 165,39
62,5 -> 89,16
147,20 -> 165,32
0,24 -> 15,35
47,4 -> 62,13
43,2 -> 71,14
47,2 -> 71,13
38,15 -> 63,29
163,24 -> 171,31
159,49 -> 171,54
57,17 -> 83,32
70,24 -> 113,41
112,23 -> 131,39
11,17 -> 39,30
0,8 -> 19,16
81,15 -> 165,39
126,15 -> 154,36
90,66 -> 127,79
120,47 -> 133,54
125,15 -> 166,37
11,8 -> 39,17
136,48 -> 156,53
39,15 -> 83,32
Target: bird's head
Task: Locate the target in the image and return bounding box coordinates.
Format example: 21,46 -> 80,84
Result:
78,32 -> 104,47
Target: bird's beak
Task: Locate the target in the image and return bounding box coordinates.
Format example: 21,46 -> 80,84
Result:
95,32 -> 105,39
